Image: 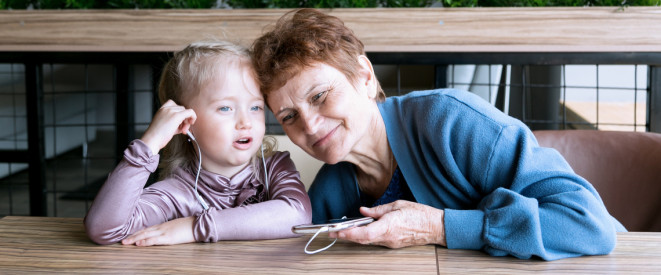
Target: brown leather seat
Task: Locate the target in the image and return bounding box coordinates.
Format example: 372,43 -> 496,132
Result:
534,130 -> 661,232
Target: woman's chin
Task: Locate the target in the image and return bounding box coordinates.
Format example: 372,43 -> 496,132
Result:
313,152 -> 345,165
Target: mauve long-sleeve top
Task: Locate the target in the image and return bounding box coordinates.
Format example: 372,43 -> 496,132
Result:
84,139 -> 312,245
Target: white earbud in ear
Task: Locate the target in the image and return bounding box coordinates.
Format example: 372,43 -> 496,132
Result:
187,131 -> 196,141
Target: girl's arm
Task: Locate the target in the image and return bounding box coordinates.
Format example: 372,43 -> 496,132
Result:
84,100 -> 197,245
84,140 -> 174,244
194,151 -> 312,241
117,151 -> 312,245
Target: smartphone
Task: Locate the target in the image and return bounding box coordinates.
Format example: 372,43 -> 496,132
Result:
291,217 -> 374,234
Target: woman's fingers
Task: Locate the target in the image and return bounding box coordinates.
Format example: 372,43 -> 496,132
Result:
333,219 -> 387,245
360,204 -> 393,219
334,200 -> 447,248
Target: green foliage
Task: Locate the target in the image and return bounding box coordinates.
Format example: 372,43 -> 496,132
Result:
2,0 -> 30,9
226,0 -> 434,8
106,0 -> 216,8
1,0 -> 216,8
0,0 -> 657,9
447,0 -> 658,5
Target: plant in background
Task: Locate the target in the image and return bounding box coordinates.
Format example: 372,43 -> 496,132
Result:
0,0 -> 657,9
446,0 -> 658,6
1,0 -> 217,8
226,0 -> 435,8
107,0 -> 217,8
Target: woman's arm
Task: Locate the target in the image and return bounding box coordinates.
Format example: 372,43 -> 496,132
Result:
337,90 -> 617,260
334,126 -> 617,260
444,125 -> 617,260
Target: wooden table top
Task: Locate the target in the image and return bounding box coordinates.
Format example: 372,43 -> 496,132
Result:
1,216 -> 661,273
0,216 -> 436,274
434,232 -> 661,273
1,7 -> 660,53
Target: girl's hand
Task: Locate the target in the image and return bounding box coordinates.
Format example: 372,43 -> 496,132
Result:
328,200 -> 447,248
140,100 -> 197,155
121,216 -> 196,246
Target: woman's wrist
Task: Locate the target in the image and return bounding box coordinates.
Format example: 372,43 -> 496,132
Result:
432,208 -> 447,247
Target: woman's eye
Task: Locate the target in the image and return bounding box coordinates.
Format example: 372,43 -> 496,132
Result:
281,111 -> 297,124
219,106 -> 230,112
311,91 -> 326,103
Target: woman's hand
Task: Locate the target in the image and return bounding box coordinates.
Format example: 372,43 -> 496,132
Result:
140,99 -> 197,155
329,200 -> 447,248
121,216 -> 196,246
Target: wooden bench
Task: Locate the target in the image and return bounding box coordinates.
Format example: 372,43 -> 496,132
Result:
1,7 -> 661,53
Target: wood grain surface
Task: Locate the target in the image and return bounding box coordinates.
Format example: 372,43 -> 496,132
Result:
0,216 -> 437,274
1,7 -> 660,53
3,216 -> 661,273
435,232 -> 661,273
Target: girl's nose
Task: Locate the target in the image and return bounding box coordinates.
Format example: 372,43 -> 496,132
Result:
236,110 -> 252,130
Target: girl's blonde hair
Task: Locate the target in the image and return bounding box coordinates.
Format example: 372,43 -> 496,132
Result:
157,40 -> 276,180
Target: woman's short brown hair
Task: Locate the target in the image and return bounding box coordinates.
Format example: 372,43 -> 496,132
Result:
251,8 -> 384,104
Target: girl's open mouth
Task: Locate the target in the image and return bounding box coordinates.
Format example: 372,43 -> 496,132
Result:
234,137 -> 253,150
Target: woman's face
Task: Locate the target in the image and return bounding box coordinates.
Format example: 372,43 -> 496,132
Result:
268,61 -> 376,164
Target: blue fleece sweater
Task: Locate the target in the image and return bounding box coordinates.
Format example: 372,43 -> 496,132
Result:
308,89 -> 624,261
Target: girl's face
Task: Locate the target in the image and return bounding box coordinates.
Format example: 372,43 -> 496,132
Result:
267,60 -> 376,164
188,58 -> 265,176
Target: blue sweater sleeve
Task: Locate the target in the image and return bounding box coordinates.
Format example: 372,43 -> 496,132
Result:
444,124 -> 617,260
381,89 -> 618,261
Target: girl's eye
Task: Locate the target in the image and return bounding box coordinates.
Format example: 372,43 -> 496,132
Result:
219,106 -> 230,112
251,105 -> 263,112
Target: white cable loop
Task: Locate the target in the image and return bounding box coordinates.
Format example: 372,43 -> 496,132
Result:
304,226 -> 338,255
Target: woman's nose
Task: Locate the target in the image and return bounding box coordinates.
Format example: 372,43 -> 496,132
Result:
300,110 -> 321,135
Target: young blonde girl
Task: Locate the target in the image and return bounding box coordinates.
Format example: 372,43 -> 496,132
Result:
85,40 -> 311,246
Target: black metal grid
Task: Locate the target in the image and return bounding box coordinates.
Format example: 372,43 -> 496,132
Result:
0,63 -> 29,216
0,56 -> 655,218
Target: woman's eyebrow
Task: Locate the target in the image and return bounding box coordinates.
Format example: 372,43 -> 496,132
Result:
298,83 -> 322,100
274,83 -> 323,117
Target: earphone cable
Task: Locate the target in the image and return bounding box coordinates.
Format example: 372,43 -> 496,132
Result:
190,137 -> 209,210
261,144 -> 269,200
304,226 -> 338,255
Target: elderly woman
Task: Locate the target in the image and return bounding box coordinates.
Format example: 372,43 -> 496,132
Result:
251,8 -> 625,260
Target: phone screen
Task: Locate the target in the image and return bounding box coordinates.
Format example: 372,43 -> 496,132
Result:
291,217 -> 374,234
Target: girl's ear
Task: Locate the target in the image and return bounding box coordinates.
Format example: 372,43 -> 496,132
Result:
357,55 -> 377,99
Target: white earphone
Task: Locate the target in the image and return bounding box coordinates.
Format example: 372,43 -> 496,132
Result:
187,131 -> 209,210
261,143 -> 269,200
186,130 -> 269,209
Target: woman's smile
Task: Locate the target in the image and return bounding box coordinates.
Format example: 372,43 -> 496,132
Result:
312,124 -> 340,148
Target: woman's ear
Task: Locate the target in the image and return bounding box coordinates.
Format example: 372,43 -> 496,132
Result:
357,55 -> 377,99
